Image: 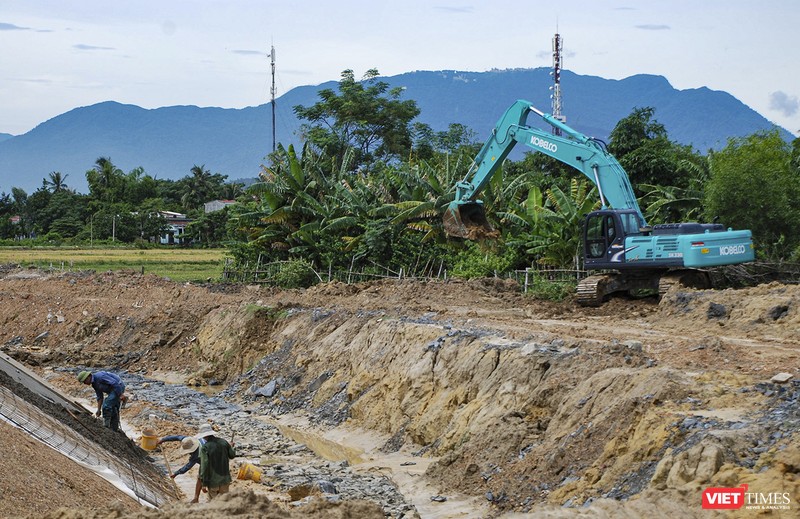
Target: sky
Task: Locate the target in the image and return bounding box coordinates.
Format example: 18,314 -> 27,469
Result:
1,0 -> 798,137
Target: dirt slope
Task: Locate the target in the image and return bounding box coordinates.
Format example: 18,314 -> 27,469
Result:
0,269 -> 798,518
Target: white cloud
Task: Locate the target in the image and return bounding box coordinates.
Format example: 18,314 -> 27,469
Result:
0,21 -> 30,30
73,44 -> 116,51
769,91 -> 799,117
635,24 -> 670,30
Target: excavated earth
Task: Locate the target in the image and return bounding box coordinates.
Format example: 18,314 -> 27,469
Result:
0,267 -> 798,518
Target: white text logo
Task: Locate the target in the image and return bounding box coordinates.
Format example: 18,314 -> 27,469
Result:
719,245 -> 746,256
531,136 -> 558,153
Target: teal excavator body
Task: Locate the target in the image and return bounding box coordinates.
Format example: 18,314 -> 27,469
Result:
444,100 -> 755,305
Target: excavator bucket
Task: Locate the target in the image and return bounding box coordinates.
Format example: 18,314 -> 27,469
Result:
443,201 -> 500,240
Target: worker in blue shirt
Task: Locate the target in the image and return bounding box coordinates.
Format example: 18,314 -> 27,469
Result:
77,370 -> 127,432
157,434 -> 206,478
159,431 -> 208,502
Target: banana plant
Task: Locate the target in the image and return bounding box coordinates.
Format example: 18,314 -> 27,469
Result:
503,179 -> 599,268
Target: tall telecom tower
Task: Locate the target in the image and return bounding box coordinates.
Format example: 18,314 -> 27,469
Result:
269,45 -> 276,153
550,31 -> 565,136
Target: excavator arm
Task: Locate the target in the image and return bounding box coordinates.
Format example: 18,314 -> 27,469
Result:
444,100 -> 645,239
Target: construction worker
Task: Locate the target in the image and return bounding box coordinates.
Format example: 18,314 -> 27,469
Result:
158,434 -> 206,502
77,370 -> 126,432
158,434 -> 206,477
196,423 -> 236,501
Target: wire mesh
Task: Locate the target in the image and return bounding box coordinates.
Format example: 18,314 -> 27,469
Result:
0,385 -> 177,507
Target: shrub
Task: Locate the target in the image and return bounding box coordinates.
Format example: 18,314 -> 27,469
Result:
273,259 -> 318,288
449,242 -> 519,279
526,275 -> 575,301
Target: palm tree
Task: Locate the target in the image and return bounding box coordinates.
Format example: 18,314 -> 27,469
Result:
87,157 -> 124,203
181,165 -> 216,211
380,152 -> 473,243
241,144 -> 341,263
44,171 -> 69,193
219,182 -> 245,200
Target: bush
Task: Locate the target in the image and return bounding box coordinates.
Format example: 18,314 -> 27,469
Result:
449,242 -> 520,279
273,259 -> 318,288
526,275 -> 575,301
43,232 -> 64,245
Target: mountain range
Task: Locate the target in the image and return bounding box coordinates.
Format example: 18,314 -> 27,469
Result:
0,68 -> 793,194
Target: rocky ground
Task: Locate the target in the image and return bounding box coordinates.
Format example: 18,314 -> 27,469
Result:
0,268 -> 798,518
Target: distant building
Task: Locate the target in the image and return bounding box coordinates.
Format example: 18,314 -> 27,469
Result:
204,200 -> 237,213
159,211 -> 193,245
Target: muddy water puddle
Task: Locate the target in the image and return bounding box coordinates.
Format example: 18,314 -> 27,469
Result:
261,413 -> 490,519
142,370 -> 225,397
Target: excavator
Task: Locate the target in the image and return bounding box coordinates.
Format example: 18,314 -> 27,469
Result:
443,100 -> 755,306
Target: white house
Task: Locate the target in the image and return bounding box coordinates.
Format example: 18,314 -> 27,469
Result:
159,211 -> 193,245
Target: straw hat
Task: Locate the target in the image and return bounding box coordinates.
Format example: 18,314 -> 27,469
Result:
179,436 -> 200,456
196,423 -> 216,439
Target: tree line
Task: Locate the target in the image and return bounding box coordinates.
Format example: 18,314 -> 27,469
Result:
0,159 -> 241,244
3,68 -> 800,288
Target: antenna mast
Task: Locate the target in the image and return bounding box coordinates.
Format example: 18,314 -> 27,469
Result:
269,44 -> 276,153
551,31 -> 565,136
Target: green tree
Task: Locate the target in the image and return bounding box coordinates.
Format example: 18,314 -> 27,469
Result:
639,158 -> 708,224
294,69 -> 421,169
25,187 -> 52,237
435,123 -> 478,154
219,182 -> 245,201
704,130 -> 800,258
9,188 -> 30,237
411,122 -> 479,161
0,192 -> 16,238
180,165 -> 227,212
381,156 -> 470,244
123,167 -> 160,205
608,107 -> 698,192
608,107 -> 667,157
49,215 -> 84,238
186,207 -> 231,247
40,190 -> 87,238
44,171 -> 70,193
86,157 -> 125,204
791,137 -> 800,171
240,144 -> 350,267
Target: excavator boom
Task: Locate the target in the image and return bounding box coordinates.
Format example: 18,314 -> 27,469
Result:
445,100 -> 644,239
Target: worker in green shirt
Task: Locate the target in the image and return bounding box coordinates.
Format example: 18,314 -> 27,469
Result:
195,423 -> 236,501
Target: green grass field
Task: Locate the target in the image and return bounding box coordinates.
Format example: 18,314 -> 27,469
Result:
0,247 -> 228,282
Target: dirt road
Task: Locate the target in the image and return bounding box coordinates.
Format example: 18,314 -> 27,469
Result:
0,269 -> 798,517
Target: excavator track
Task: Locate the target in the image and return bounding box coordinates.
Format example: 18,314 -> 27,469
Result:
576,274 -> 614,307
658,273 -> 683,298
577,271 -> 664,306
658,269 -> 712,298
